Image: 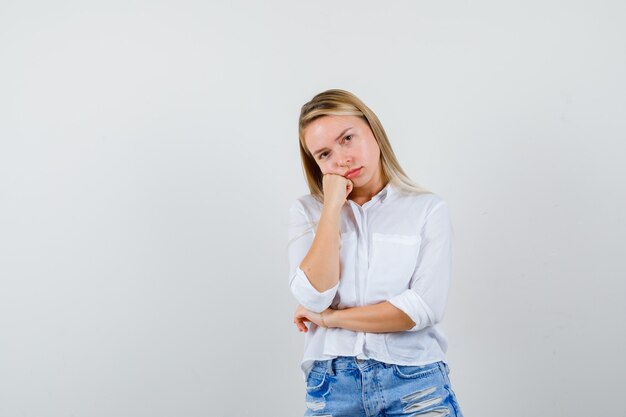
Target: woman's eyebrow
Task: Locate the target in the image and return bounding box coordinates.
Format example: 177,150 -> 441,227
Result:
312,127 -> 352,157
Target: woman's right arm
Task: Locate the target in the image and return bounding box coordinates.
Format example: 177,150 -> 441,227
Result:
298,203 -> 342,292
288,174 -> 352,313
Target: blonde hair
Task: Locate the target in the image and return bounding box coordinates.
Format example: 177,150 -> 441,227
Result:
298,89 -> 431,203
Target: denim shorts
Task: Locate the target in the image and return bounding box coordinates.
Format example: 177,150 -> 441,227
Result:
304,356 -> 463,417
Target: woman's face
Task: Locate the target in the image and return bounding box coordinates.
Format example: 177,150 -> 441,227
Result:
303,115 -> 383,189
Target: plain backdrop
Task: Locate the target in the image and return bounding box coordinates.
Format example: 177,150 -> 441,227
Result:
1,1 -> 625,416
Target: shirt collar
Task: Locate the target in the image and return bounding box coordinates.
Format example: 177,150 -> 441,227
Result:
365,181 -> 395,205
347,181 -> 395,208
378,181 -> 395,203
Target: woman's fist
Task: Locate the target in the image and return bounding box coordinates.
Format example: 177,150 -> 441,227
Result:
322,173 -> 353,209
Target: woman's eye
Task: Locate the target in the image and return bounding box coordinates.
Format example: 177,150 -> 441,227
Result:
319,152 -> 328,159
344,135 -> 353,142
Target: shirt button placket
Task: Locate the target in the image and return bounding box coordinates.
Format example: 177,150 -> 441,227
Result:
350,202 -> 367,355
360,209 -> 368,307
360,208 -> 370,357
350,203 -> 363,307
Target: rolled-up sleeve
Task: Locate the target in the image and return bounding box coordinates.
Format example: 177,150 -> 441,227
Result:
387,200 -> 453,332
287,201 -> 339,313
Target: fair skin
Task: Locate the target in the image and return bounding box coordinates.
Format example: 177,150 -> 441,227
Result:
293,115 -> 416,334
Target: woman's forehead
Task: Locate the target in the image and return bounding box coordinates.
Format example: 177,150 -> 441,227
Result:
305,115 -> 360,141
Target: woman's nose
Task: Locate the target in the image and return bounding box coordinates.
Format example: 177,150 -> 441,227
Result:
337,154 -> 351,168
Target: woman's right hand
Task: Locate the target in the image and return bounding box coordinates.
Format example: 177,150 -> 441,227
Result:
322,173 -> 353,209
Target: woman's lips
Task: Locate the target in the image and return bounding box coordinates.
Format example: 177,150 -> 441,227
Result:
345,167 -> 362,179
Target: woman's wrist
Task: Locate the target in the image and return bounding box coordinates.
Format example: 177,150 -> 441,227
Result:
322,202 -> 344,217
322,308 -> 339,328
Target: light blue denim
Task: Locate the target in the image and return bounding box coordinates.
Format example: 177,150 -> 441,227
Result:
304,356 -> 463,417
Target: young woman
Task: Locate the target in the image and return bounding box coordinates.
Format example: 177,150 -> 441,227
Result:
288,89 -> 464,417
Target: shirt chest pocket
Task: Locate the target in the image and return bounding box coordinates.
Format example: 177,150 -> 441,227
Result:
368,232 -> 422,299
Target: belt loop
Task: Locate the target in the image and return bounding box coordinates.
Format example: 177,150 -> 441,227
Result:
326,358 -> 335,376
437,362 -> 445,375
439,361 -> 450,375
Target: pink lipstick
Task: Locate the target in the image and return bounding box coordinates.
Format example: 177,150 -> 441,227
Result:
345,167 -> 362,179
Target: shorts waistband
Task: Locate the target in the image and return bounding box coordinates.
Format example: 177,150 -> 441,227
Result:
313,356 -> 391,375
312,356 -> 447,377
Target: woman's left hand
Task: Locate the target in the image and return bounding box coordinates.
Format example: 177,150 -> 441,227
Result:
293,304 -> 329,332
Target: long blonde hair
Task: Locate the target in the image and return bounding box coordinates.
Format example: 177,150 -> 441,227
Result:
298,89 -> 431,203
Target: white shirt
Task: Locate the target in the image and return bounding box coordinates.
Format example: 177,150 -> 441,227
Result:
287,181 -> 453,381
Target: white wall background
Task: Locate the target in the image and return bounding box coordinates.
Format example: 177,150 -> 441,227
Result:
1,1 -> 625,416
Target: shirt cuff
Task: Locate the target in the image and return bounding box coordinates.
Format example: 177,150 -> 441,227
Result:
290,266 -> 339,313
387,289 -> 436,332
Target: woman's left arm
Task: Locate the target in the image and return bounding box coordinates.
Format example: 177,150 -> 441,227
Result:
293,302 -> 415,333
325,302 -> 415,332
